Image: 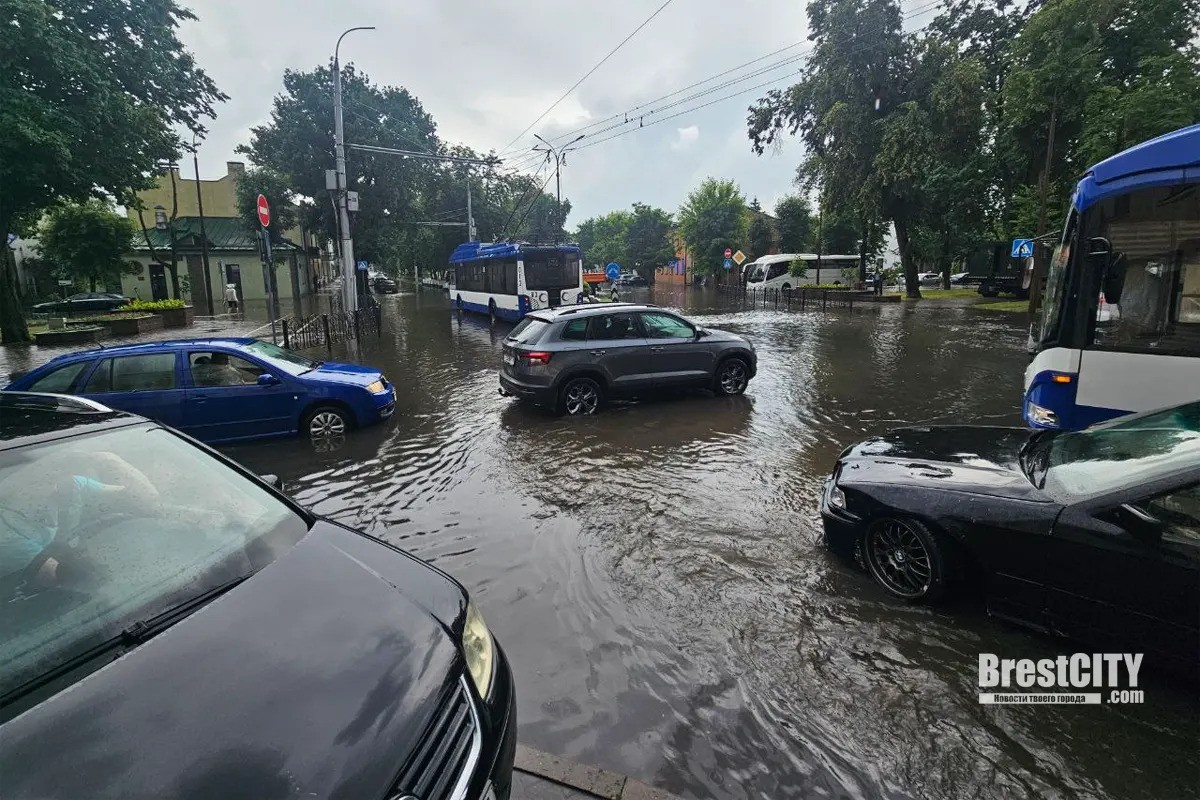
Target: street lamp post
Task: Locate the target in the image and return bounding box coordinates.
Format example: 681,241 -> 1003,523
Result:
191,132 -> 214,316
333,25 -> 375,314
533,134 -> 584,241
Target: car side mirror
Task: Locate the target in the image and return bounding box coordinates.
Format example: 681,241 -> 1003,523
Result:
260,473 -> 283,490
257,373 -> 280,387
695,328 -> 709,338
1113,503 -> 1164,545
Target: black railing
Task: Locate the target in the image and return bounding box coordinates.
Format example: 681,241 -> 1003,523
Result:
717,284 -> 869,312
280,305 -> 382,353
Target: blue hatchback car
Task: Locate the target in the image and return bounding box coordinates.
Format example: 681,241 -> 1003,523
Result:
5,338 -> 396,443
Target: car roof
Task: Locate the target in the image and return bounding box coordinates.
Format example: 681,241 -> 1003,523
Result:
527,303 -> 662,321
0,392 -> 147,451
36,337 -> 259,366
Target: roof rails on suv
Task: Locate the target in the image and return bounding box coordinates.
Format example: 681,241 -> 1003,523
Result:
552,302 -> 658,316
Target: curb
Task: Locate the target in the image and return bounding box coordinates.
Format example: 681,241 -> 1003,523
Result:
514,745 -> 684,800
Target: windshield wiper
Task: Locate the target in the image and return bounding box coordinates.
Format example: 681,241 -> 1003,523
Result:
2,572 -> 255,707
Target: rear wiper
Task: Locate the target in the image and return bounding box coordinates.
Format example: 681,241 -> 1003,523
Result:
2,573 -> 254,707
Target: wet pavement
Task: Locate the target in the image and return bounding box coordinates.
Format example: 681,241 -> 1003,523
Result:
4,286 -> 1197,799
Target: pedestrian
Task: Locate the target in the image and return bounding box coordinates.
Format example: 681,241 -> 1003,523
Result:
873,272 -> 884,296
223,283 -> 239,315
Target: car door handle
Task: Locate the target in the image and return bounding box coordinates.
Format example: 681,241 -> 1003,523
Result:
650,346 -> 666,352
590,349 -> 606,356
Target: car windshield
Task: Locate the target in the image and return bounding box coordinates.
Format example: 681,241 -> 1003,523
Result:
242,340 -> 319,375
0,425 -> 310,700
1028,401 -> 1200,500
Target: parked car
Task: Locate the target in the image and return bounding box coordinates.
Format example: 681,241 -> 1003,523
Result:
948,271 -> 973,285
498,303 -> 757,415
4,338 -> 396,443
820,400 -> 1199,671
612,273 -> 649,287
32,292 -> 130,314
373,275 -> 399,294
0,392 -> 516,799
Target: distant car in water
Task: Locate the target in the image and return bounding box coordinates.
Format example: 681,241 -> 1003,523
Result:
0,392 -> 516,800
612,273 -> 648,287
499,303 -> 756,415
948,272 -> 973,285
820,400 -> 1200,671
32,292 -> 130,314
373,275 -> 399,293
4,338 -> 395,442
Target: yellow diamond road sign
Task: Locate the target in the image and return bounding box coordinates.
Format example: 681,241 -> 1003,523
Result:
732,250 -> 746,265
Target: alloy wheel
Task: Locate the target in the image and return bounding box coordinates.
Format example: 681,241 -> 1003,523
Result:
563,381 -> 600,415
865,519 -> 933,599
719,361 -> 748,394
309,410 -> 347,437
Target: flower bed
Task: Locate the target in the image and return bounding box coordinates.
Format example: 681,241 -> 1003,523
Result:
34,326 -> 105,346
104,313 -> 163,336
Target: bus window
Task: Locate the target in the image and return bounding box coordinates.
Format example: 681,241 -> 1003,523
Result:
1091,184 -> 1200,355
504,260 -> 518,294
1038,211 -> 1075,346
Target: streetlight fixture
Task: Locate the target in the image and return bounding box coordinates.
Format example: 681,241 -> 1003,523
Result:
533,134 -> 585,241
332,25 -> 375,314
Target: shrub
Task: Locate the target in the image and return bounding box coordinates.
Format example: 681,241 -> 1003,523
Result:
127,299 -> 186,311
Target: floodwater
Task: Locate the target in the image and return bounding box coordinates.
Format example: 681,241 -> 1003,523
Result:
7,287 -> 1197,799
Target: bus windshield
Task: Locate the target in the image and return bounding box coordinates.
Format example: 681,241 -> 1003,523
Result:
523,251 -> 580,290
1038,227 -> 1073,344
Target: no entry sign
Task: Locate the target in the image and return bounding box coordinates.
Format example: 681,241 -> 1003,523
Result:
256,194 -> 271,228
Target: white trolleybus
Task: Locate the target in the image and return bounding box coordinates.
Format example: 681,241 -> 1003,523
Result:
743,253 -> 860,290
449,242 -> 585,322
1025,123 -> 1200,430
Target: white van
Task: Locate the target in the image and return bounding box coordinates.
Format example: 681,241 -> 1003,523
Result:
744,253 -> 861,290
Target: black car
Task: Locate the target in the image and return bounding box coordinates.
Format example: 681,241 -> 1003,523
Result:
0,392 -> 516,799
820,401 -> 1199,669
498,303 -> 757,415
32,292 -> 130,314
373,275 -> 399,294
612,274 -> 649,287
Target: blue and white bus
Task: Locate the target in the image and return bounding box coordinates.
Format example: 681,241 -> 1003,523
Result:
449,242 -> 585,322
1024,124 -> 1200,430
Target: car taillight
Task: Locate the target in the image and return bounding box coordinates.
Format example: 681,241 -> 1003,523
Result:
521,351 -> 553,365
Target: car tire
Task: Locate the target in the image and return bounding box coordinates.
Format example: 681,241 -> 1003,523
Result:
862,517 -> 947,603
713,357 -> 750,396
489,299 -> 498,325
980,287 -> 999,298
304,405 -> 351,437
558,377 -> 603,416
782,282 -> 792,291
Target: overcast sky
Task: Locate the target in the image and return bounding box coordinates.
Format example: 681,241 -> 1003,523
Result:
179,0 -> 814,224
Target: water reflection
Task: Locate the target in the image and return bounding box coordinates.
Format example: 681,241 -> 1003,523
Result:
220,289 -> 1197,800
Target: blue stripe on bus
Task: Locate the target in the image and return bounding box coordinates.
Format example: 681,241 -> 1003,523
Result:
455,298 -> 524,321
1023,369 -> 1125,430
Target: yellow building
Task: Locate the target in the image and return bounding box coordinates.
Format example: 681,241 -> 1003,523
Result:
123,162 -> 327,313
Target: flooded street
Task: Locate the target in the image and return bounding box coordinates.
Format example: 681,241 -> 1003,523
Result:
12,288 -> 1197,799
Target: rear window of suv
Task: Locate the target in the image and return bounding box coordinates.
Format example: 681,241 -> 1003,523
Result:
507,318 -> 549,344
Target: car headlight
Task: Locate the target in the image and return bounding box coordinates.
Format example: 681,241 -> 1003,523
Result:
829,484 -> 847,509
366,379 -> 387,394
462,602 -> 495,698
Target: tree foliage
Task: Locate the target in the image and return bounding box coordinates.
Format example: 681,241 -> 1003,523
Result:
747,198 -> 775,258
775,195 -> 816,253
748,0 -> 1200,297
0,0 -> 225,341
625,203 -> 674,279
39,200 -> 140,292
234,168 -> 301,244
677,178 -> 748,277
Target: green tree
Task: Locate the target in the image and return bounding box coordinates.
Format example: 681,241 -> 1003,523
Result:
0,0 -> 225,341
677,178 -> 748,278
625,203 -> 674,280
39,200 -> 140,292
775,195 -> 816,252
234,168 -> 300,244
574,212 -> 631,269
747,198 -> 775,258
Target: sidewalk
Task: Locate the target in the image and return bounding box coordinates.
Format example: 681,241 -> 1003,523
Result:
513,746 -> 683,800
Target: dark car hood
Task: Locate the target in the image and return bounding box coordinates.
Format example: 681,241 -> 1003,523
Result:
699,327 -> 746,344
305,360 -> 383,387
1,521 -> 467,800
839,425 -> 1044,500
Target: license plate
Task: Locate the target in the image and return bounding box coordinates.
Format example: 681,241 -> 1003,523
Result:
503,354 -> 515,365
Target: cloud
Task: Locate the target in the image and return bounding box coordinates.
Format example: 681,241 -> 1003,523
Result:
671,125 -> 700,150
176,0 -> 810,223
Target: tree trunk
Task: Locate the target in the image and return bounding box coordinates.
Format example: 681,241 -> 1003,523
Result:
895,215 -> 921,299
1,215 -> 33,344
941,229 -> 952,291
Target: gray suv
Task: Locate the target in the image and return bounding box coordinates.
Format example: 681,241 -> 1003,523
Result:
498,303 -> 757,415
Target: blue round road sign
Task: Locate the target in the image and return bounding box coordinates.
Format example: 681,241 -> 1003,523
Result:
605,263 -> 620,281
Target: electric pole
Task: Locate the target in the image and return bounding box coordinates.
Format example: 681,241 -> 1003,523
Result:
533,134 -> 585,241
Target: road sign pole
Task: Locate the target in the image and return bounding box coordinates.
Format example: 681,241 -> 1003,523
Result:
260,228 -> 277,344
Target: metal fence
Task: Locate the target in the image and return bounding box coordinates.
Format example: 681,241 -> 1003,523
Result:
279,305 -> 382,353
718,284 -> 870,312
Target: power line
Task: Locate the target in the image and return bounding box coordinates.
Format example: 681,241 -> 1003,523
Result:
505,0 -> 944,167
498,0 -> 676,153
498,154 -> 552,235
507,169 -> 559,238
499,0 -> 942,169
